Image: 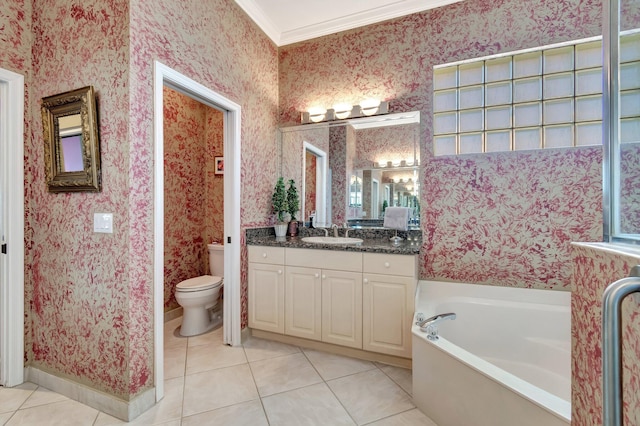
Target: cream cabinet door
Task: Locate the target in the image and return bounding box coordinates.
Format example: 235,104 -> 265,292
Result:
285,266 -> 322,341
248,263 -> 284,334
362,273 -> 414,358
321,270 -> 363,349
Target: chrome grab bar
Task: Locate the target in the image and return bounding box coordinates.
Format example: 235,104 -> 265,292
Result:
602,265 -> 640,426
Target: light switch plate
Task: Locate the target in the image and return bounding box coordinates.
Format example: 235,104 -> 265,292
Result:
94,213 -> 113,233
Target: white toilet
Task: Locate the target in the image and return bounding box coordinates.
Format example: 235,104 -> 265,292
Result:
175,243 -> 224,336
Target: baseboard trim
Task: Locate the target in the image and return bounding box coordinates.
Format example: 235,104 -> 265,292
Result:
164,307 -> 183,323
240,326 -> 252,344
25,366 -> 156,421
250,329 -> 412,369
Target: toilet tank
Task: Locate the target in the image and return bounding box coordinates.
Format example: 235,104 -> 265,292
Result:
208,243 -> 224,277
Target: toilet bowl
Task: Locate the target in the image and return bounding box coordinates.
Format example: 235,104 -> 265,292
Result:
175,243 -> 224,336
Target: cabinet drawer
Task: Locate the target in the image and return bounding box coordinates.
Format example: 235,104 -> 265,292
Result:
363,253 -> 415,277
286,248 -> 362,272
248,246 -> 285,264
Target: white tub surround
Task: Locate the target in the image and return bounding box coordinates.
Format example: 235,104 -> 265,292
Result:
248,246 -> 416,363
412,280 -> 571,426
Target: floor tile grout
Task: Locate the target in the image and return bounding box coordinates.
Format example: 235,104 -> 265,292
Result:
2,318 -> 433,426
300,348 -> 360,426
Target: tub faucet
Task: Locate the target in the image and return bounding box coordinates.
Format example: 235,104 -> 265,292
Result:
331,223 -> 339,237
415,312 -> 456,341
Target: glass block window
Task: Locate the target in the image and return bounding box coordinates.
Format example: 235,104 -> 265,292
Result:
433,31 -> 640,156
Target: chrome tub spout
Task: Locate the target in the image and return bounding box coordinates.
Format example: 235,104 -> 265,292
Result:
415,312 -> 456,341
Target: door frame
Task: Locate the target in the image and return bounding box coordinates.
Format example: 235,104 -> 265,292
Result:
371,178 -> 379,219
0,68 -> 25,387
302,142 -> 328,227
153,62 -> 241,401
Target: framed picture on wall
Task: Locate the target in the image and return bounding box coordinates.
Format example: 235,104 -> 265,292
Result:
215,156 -> 224,175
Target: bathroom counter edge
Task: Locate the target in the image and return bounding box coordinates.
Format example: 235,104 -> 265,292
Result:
246,236 -> 420,254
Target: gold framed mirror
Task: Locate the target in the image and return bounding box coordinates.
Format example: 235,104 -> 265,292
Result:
41,86 -> 101,192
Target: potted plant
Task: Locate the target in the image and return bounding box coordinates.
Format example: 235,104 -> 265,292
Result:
272,177 -> 289,237
286,179 -> 300,236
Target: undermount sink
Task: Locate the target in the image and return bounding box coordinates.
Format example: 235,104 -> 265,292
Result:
301,236 -> 363,245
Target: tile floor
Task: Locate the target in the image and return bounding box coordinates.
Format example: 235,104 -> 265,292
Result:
0,317 -> 437,425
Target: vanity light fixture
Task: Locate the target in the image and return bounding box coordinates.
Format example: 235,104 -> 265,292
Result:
307,107 -> 328,123
360,99 -> 383,116
374,157 -> 417,169
301,100 -> 390,124
333,103 -> 352,120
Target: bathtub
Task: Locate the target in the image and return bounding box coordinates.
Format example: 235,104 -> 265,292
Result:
412,280 -> 571,426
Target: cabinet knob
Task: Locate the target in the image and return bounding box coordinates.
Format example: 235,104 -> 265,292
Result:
384,262 -> 390,268
262,253 -> 267,258
364,278 -> 369,284
315,273 -> 320,278
278,269 -> 282,274
322,275 -> 326,279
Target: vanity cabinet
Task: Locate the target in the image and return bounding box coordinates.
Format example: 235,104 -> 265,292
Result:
248,245 -> 415,359
286,249 -> 363,349
284,266 -> 322,340
248,246 -> 285,334
321,269 -> 362,349
363,253 -> 416,358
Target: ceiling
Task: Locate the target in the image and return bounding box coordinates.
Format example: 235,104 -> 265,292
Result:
234,0 -> 465,46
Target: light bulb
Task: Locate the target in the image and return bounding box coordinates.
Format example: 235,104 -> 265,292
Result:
333,103 -> 352,120
360,99 -> 381,116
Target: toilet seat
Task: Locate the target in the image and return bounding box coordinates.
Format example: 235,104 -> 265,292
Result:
176,275 -> 223,292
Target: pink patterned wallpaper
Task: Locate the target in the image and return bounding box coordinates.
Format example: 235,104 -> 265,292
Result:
279,0 -> 606,291
305,151 -> 316,222
4,0 -> 637,410
163,87 -> 223,311
5,0 -> 277,401
352,123 -> 418,170
129,0 -> 278,341
621,144 -> 640,234
0,0 -> 32,74
571,243 -> 640,425
28,0 -> 140,398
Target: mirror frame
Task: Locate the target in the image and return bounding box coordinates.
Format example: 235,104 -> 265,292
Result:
41,86 -> 101,192
279,111 -> 421,226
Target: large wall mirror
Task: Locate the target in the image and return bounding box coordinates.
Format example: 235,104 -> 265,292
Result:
41,86 -> 101,192
279,111 -> 420,228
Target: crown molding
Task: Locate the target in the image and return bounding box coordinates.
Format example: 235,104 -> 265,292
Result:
236,0 -> 465,47
234,0 -> 283,45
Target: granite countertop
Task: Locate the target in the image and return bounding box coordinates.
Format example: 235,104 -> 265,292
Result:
246,227 -> 421,255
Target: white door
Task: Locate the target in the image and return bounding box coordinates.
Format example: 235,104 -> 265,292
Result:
0,68 -> 25,387
154,62 -> 241,401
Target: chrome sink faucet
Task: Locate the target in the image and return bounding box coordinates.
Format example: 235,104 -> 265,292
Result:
415,312 -> 456,341
331,223 -> 339,237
